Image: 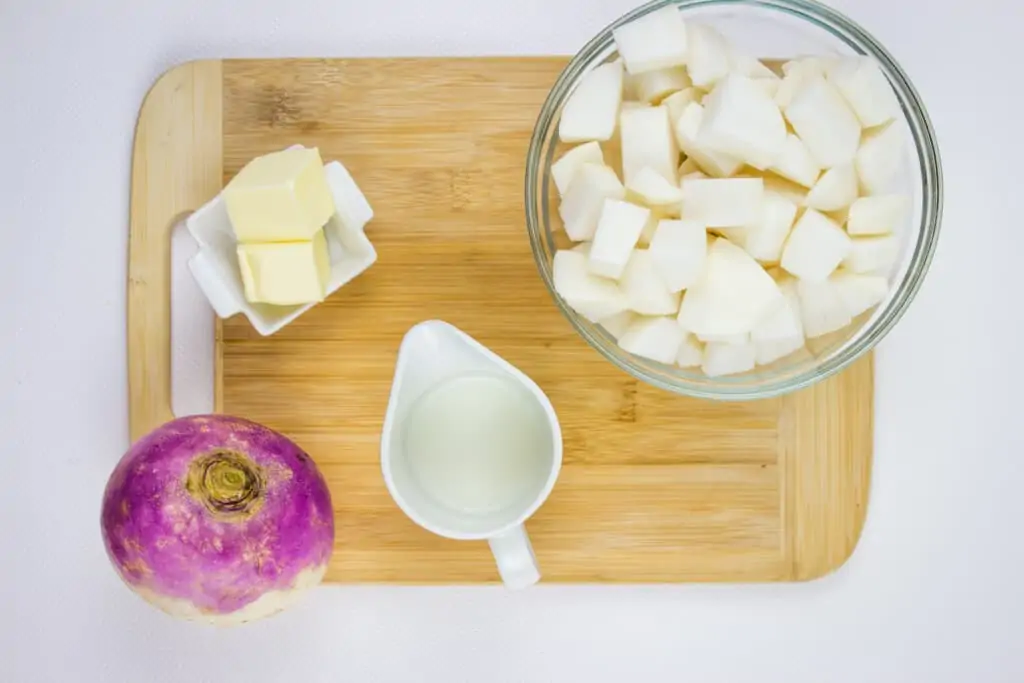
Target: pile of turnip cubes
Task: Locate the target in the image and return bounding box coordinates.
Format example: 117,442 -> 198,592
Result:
551,6 -> 908,377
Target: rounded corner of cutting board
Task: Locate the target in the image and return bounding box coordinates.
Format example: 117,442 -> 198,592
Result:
136,60 -> 223,131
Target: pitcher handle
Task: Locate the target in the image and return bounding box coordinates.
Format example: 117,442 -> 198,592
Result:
488,524 -> 540,589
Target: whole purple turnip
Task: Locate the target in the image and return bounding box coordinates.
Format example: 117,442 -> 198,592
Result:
101,415 -> 334,626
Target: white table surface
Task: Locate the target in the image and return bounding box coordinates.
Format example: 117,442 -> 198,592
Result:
2,0 -> 1021,681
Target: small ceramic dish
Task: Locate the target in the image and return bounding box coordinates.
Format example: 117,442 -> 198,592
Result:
186,159 -> 377,336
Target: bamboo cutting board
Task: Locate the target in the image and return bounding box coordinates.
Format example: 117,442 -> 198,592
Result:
129,58 -> 873,583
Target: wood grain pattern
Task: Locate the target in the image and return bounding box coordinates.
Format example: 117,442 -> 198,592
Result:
129,60 -> 222,440
128,58 -> 873,583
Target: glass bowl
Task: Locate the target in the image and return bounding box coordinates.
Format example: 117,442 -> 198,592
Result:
525,0 -> 942,400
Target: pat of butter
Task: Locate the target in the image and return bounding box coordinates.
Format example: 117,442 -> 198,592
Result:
237,230 -> 332,305
224,147 -> 335,243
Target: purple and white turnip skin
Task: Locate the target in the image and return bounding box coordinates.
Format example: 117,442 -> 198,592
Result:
101,415 -> 334,626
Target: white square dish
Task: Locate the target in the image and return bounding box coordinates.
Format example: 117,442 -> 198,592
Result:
185,160 -> 377,336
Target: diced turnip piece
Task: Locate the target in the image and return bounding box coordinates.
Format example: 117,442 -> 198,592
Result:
763,174 -> 809,205
681,177 -> 763,227
612,6 -> 689,75
752,78 -> 780,99
559,61 -> 624,143
664,88 -> 700,124
677,158 -> 700,177
828,56 -> 898,128
856,121 -> 904,194
589,199 -> 651,279
637,212 -> 658,247
632,67 -> 692,104
618,316 -> 685,364
677,237 -> 784,337
681,169 -> 708,181
833,271 -> 889,318
769,134 -> 822,188
620,249 -> 683,315
675,334 -> 704,367
783,56 -> 841,79
673,103 -> 744,177
781,209 -> 851,282
731,52 -> 779,80
698,74 -> 787,170
755,335 -> 805,365
752,276 -> 803,342
560,163 -> 626,241
774,71 -> 805,109
686,23 -> 731,89
627,166 -> 684,207
741,191 -> 798,263
648,219 -> 708,292
805,163 -> 858,212
842,235 -> 899,273
553,249 -> 627,322
847,194 -> 908,235
717,227 -> 747,243
702,341 -> 757,377
783,76 -> 861,168
696,331 -> 749,344
620,105 -> 678,185
598,310 -> 637,340
796,278 -> 852,338
551,142 -> 605,196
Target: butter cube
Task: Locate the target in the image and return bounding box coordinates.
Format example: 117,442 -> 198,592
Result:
237,230 -> 331,305
224,147 -> 335,242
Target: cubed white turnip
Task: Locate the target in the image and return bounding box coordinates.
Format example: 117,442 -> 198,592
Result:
769,134 -> 822,188
612,6 -> 689,74
632,67 -> 692,104
551,141 -> 605,196
598,310 -> 637,340
675,333 -> 704,368
751,276 -> 803,342
589,199 -> 652,279
783,76 -> 862,168
755,335 -> 805,365
796,277 -> 852,338
804,163 -> 858,212
842,235 -> 899,274
696,331 -> 749,344
828,56 -> 898,128
780,208 -> 851,282
559,163 -> 626,241
627,166 -> 684,207
686,23 -> 731,89
677,237 -> 784,337
698,74 -> 787,170
833,271 -> 889,318
702,340 -> 757,377
620,105 -> 678,185
847,194 -> 908,236
663,88 -> 700,125
553,249 -> 627,322
618,315 -> 686,364
681,177 -> 763,227
558,61 -> 624,143
856,121 -> 905,194
741,191 -> 798,264
620,249 -> 683,315
648,218 -> 708,293
673,102 -> 744,177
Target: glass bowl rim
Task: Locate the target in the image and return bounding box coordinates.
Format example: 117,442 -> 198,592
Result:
524,0 -> 943,400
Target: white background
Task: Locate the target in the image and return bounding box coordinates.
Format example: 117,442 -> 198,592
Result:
2,0 -> 1022,681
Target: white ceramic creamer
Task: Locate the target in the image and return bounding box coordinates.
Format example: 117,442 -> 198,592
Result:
380,320 -> 562,589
